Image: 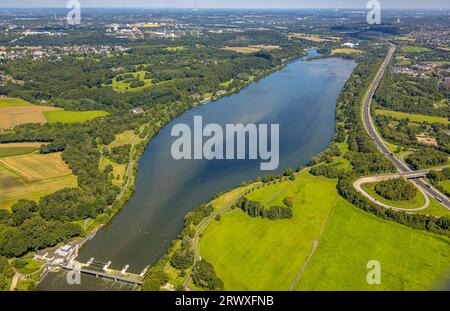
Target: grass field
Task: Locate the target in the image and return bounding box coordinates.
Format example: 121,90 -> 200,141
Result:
396,56 -> 412,66
0,143 -> 44,159
200,172 -> 339,290
401,46 -> 432,53
14,256 -> 44,275
361,182 -> 426,210
331,48 -> 364,55
222,45 -> 280,54
0,147 -> 38,158
165,46 -> 186,52
289,33 -> 340,42
295,201 -> 450,290
199,172 -> 450,290
0,170 -> 77,211
0,98 -> 33,107
220,79 -> 234,88
0,152 -> 77,210
0,105 -> 61,129
109,130 -> 136,148
0,153 -> 73,182
375,109 -> 449,125
111,71 -> 153,92
439,180 -> 450,193
44,110 -> 109,124
99,157 -> 126,186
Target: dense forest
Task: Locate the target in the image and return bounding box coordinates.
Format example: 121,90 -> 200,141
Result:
374,71 -> 449,117
374,178 -> 418,201
0,32 -> 309,261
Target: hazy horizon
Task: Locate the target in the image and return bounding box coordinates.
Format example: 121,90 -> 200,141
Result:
1,0 -> 449,9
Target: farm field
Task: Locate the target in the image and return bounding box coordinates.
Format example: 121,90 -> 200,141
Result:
0,153 -> 73,182
221,45 -> 280,54
0,105 -> 62,129
331,48 -> 364,55
401,46 -> 432,53
199,172 -> 450,290
289,33 -> 340,42
44,110 -> 109,124
0,142 -> 43,158
375,109 -> 449,125
0,152 -> 77,211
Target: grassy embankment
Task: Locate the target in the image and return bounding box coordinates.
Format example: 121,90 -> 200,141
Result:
199,171 -> 450,291
361,182 -> 427,209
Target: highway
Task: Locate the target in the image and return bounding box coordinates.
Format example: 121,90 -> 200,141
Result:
360,44 -> 450,210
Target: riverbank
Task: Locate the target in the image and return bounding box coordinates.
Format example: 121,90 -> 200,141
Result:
23,49 -> 310,291
37,50 -> 356,290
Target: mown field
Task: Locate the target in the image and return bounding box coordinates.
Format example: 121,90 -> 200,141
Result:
375,109 -> 449,125
295,201 -> 450,290
0,152 -> 77,210
0,153 -> 73,182
0,147 -> 38,158
0,105 -> 61,129
331,48 -> 364,55
0,97 -> 109,128
44,110 -> 109,124
199,171 -> 450,291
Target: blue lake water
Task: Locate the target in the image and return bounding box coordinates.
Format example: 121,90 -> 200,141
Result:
38,52 -> 355,290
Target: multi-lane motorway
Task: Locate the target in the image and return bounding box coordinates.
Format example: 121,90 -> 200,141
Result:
360,44 -> 450,210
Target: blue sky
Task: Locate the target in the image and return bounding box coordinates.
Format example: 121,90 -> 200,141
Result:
0,0 -> 449,9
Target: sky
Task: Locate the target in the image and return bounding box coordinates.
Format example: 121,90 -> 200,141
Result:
0,0 -> 449,9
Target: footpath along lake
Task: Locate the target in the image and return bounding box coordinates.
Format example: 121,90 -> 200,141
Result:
39,51 -> 356,290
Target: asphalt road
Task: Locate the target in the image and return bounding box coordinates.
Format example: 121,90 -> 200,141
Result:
361,44 -> 450,210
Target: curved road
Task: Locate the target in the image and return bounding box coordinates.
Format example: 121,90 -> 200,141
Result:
359,44 -> 450,210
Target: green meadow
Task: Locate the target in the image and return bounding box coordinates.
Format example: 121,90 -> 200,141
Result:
401,46 -> 432,53
44,110 -> 109,124
111,71 -> 153,92
296,202 -> 450,291
375,109 -> 449,125
0,97 -> 33,107
199,172 -> 450,291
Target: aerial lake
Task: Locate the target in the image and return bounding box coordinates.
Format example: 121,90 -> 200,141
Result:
39,51 -> 356,290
